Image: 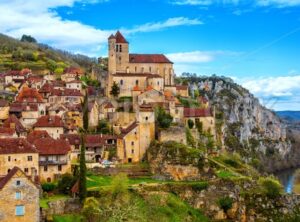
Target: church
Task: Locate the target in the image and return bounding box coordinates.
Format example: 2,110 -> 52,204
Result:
106,31 -> 176,97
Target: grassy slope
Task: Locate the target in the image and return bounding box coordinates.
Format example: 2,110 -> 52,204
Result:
0,33 -> 94,73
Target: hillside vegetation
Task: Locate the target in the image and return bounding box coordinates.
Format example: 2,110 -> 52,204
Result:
0,33 -> 96,73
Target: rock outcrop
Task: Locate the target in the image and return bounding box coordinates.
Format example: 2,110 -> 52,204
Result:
189,76 -> 296,172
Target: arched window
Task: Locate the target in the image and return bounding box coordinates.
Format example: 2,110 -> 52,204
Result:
149,67 -> 152,73
136,80 -> 139,85
145,116 -> 148,121
120,80 -> 123,85
135,66 -> 137,73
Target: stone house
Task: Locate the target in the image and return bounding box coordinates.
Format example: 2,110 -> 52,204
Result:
0,138 -> 39,178
107,31 -> 175,97
48,103 -> 68,117
33,115 -> 64,139
0,167 -> 40,222
61,67 -> 83,82
85,134 -> 117,162
63,104 -> 83,129
176,85 -> 189,97
33,137 -> 71,182
184,107 -> 215,136
60,134 -> 81,162
48,88 -> 83,105
3,115 -> 27,137
0,99 -> 9,122
66,80 -> 82,92
99,101 -> 116,119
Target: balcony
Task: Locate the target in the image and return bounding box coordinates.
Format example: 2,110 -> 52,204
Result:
39,160 -> 68,166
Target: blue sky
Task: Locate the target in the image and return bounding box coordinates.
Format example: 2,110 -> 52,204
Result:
0,0 -> 300,110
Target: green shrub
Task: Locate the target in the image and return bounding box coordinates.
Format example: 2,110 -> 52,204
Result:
191,182 -> 209,192
218,196 -> 233,212
259,177 -> 282,199
57,173 -> 77,194
223,158 -> 239,168
42,182 -> 57,192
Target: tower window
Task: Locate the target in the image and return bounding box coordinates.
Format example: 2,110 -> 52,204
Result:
120,45 -> 122,52
116,45 -> 119,52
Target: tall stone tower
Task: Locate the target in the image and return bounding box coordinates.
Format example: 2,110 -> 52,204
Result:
137,104 -> 155,160
107,31 -> 129,97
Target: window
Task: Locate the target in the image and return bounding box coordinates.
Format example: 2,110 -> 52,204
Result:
15,205 -> 24,216
27,156 -> 32,161
24,168 -> 28,173
131,141 -> 134,146
16,180 -> 21,186
15,192 -> 21,200
149,67 -> 152,72
44,166 -> 48,172
145,116 -> 148,121
157,81 -> 160,86
120,80 -> 123,85
8,156 -> 11,162
135,66 -> 137,72
116,44 -> 119,52
120,45 -> 122,52
135,80 -> 139,85
131,149 -> 134,154
58,165 -> 62,171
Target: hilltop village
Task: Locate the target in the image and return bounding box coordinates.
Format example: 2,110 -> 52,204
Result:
0,32 -> 217,221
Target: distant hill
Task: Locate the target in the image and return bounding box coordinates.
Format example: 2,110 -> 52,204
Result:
0,33 -> 97,74
276,111 -> 300,122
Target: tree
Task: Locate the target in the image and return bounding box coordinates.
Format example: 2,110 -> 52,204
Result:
188,119 -> 194,129
79,134 -> 87,202
57,173 -> 76,194
110,81 -> 120,98
20,34 -> 37,43
82,91 -> 89,131
96,119 -> 110,134
155,107 -> 173,129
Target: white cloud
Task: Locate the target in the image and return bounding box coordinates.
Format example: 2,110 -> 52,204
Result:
0,0 -> 201,56
171,0 -> 300,7
123,17 -> 203,34
240,75 -> 300,110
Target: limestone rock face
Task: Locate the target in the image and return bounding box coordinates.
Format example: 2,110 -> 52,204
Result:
191,76 -> 295,172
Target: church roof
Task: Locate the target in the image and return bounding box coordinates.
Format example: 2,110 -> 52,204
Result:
115,31 -> 128,43
129,54 -> 173,64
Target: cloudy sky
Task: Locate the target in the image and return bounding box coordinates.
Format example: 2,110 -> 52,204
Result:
1,0 -> 300,110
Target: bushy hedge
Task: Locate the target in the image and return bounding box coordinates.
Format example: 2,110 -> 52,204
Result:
218,196 -> 233,212
259,177 -> 282,199
42,182 -> 57,192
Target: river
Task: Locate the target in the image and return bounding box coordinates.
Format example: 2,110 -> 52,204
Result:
275,168 -> 299,194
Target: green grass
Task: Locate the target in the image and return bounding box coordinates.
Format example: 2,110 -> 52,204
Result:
53,214 -> 83,222
216,170 -> 238,179
136,192 -> 209,222
40,194 -> 69,209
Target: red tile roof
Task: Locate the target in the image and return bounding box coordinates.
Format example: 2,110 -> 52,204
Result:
85,134 -> 117,147
119,122 -> 138,138
16,87 -> 43,103
104,102 -> 114,109
33,138 -> 70,155
50,89 -> 82,97
33,115 -> 64,128
60,134 -> 81,145
184,108 -> 213,118
176,85 -> 188,90
39,82 -> 54,93
63,67 -> 84,75
27,130 -> 50,143
3,115 -> 26,134
129,54 -> 173,64
115,31 -> 128,43
0,138 -> 38,154
0,127 -> 15,136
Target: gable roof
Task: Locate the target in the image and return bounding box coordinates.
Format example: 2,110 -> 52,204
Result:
0,167 -> 39,190
129,54 -> 173,64
27,130 -> 50,143
184,108 -> 213,118
119,122 -> 138,138
16,86 -> 43,103
85,134 -> 117,147
60,134 -> 81,146
33,138 -> 71,155
0,127 -> 15,136
33,115 -> 64,128
115,31 -> 128,43
3,115 -> 26,134
0,138 -> 38,154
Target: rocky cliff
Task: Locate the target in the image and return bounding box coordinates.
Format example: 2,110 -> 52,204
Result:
186,75 -> 298,172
